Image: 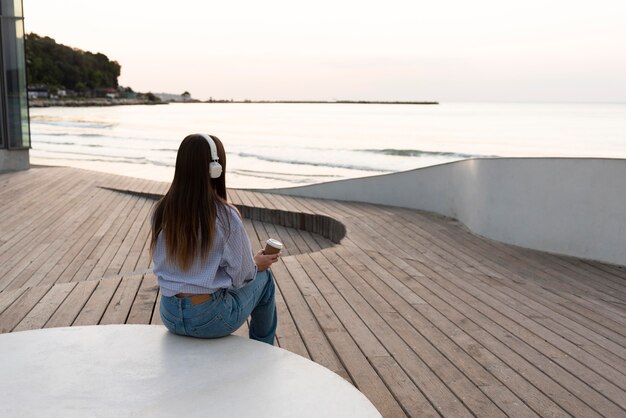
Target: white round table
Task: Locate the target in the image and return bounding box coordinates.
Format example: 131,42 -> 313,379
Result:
0,325 -> 381,417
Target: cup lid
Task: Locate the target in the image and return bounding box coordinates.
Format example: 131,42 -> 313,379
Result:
266,238 -> 283,249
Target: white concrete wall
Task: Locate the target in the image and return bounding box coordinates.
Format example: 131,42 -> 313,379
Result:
266,158 -> 626,266
0,149 -> 29,172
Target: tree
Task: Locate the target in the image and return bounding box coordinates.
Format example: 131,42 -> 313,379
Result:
24,33 -> 121,92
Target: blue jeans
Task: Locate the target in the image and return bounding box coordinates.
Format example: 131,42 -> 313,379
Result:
160,270 -> 277,345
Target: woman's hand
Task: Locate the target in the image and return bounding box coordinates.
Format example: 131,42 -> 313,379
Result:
254,249 -> 281,271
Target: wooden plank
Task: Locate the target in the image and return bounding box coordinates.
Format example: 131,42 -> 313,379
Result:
582,260 -> 626,282
0,167 -> 45,196
273,276 -> 310,358
73,188 -> 141,281
99,275 -> 143,325
3,169 -> 626,417
0,172 -> 71,240
365,205 -> 626,355
0,169 -> 93,254
354,202 -> 623,340
103,186 -> 155,277
0,287 -> 28,316
256,221 -> 287,255
296,228 -> 326,252
234,188 -> 254,207
370,356 -> 444,418
0,285 -> 52,333
13,282 -> 76,332
324,251 -> 533,416
417,259 -> 626,411
390,211 -> 624,360
283,223 -> 312,254
305,250 -> 505,417
242,218 -> 263,250
45,280 -> 99,329
151,288 -> 163,325
400,207 -> 625,313
73,278 -> 122,326
226,188 -> 242,205
117,207 -> 152,274
392,209 -> 626,349
296,253 -> 447,416
87,192 -> 150,280
117,180 -> 163,274
268,224 -> 298,256
126,274 -> 159,324
281,255 -> 409,418
1,182 -> 106,289
268,259 -> 351,381
540,255 -> 626,295
130,181 -> 166,273
16,185 -> 127,288
0,168 -> 80,240
469,273 -> 626,366
343,246 -> 574,418
0,179 -> 97,290
49,175 -> 139,283
504,244 -> 626,297
381,250 -> 614,417
270,197 -> 620,418
234,212 -> 306,353
249,190 -> 277,210
346,203 -> 624,414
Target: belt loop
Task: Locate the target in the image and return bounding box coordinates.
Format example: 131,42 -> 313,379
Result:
178,298 -> 188,335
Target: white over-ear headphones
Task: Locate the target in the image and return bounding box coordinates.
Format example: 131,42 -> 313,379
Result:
199,134 -> 223,179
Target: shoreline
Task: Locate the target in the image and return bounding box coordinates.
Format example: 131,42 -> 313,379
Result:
29,98 -> 438,108
28,98 -> 168,108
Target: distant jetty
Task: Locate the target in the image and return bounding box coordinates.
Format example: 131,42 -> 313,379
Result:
208,100 -> 439,105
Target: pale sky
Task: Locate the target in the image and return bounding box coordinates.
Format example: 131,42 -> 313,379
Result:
23,0 -> 626,102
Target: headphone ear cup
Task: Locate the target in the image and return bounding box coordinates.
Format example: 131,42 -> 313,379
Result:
209,161 -> 223,178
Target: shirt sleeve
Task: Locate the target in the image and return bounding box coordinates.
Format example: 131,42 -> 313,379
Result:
220,208 -> 257,289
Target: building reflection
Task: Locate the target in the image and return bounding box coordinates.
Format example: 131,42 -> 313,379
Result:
1,0 -> 30,170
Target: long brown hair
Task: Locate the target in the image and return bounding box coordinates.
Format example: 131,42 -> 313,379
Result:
151,134 -> 229,270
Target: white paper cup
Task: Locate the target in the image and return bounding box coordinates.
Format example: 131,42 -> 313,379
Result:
264,239 -> 283,255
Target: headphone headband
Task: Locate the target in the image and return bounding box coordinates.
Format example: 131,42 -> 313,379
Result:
198,134 -> 223,178
199,134 -> 219,162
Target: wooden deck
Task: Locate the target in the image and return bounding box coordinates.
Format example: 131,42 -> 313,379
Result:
1,166 -> 625,418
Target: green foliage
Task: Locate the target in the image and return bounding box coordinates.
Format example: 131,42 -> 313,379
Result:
25,33 -> 121,91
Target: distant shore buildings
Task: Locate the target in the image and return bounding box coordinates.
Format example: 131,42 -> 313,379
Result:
0,0 -> 30,171
154,91 -> 194,102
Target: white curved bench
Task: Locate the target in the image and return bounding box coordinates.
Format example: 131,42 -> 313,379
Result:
0,325 -> 381,417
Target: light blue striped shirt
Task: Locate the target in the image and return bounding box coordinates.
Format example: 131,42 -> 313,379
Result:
153,205 -> 257,297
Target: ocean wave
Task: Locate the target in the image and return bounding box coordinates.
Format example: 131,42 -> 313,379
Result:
236,152 -> 386,172
32,131 -> 179,152
31,120 -> 115,129
33,132 -> 107,138
31,149 -> 173,167
230,170 -> 322,184
233,168 -> 340,178
361,149 -> 482,158
36,140 -> 104,148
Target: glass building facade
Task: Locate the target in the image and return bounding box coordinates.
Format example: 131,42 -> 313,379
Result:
0,0 -> 30,151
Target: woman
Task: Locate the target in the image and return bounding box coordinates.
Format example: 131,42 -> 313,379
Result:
151,133 -> 280,345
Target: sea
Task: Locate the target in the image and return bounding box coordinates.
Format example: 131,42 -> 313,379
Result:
29,102 -> 626,189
